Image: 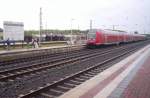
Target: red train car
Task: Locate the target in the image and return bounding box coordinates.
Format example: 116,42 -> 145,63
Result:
87,29 -> 145,47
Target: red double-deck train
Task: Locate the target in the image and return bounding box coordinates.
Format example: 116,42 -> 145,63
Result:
87,29 -> 145,47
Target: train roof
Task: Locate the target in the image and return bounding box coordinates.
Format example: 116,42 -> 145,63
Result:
89,29 -> 145,37
89,29 -> 127,33
104,29 -> 127,33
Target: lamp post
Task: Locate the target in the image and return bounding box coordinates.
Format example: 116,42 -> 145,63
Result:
135,24 -> 138,33
90,20 -> 92,30
39,7 -> 43,46
70,19 -> 74,44
112,25 -> 119,30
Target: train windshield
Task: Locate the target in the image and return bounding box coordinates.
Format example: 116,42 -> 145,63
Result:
88,30 -> 96,39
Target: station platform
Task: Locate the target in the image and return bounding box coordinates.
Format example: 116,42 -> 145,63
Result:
0,44 -> 84,55
59,44 -> 150,98
0,45 -> 66,55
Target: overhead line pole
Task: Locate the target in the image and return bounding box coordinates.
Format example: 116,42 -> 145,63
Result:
70,19 -> 74,44
39,7 -> 43,46
90,20 -> 92,30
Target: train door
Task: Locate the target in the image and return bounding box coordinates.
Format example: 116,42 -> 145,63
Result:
95,31 -> 104,45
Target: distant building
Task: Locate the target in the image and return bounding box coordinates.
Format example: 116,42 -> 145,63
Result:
3,21 -> 24,41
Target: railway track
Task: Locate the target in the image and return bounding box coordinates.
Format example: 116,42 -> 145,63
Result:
0,45 -> 117,71
0,45 -> 84,66
0,41 -> 149,98
0,47 -> 83,66
0,45 -> 117,72
0,45 -> 123,82
17,41 -> 149,98
0,48 -> 86,71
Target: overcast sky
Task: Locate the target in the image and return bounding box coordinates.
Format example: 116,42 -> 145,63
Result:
0,0 -> 150,33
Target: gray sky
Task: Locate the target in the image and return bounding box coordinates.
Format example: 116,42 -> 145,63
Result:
0,0 -> 150,33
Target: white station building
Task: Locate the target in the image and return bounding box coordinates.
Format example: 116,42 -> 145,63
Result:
3,21 -> 24,41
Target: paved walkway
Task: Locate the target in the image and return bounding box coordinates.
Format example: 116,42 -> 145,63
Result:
59,44 -> 150,98
119,53 -> 150,98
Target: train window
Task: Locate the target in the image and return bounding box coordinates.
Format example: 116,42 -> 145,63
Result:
88,33 -> 96,39
88,30 -> 96,39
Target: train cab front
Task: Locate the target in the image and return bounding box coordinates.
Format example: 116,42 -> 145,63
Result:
86,30 -> 97,48
87,39 -> 96,46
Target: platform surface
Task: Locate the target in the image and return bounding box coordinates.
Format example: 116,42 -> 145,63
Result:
59,44 -> 150,98
0,45 -> 66,54
0,43 -> 86,55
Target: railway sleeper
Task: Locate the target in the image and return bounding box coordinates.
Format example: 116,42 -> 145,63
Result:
90,70 -> 102,73
75,77 -> 86,81
83,73 -> 95,77
79,75 -> 90,79
16,71 -> 22,74
0,75 -> 7,78
63,82 -> 77,88
44,89 -> 62,97
71,79 -> 84,84
50,88 -> 65,94
73,78 -> 85,82
8,79 -> 14,82
57,85 -> 71,91
66,80 -> 80,85
7,73 -> 14,76
87,71 -> 97,75
41,92 -> 56,98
